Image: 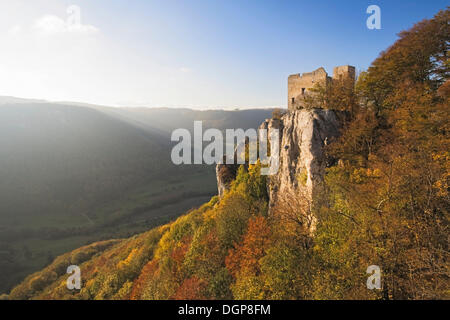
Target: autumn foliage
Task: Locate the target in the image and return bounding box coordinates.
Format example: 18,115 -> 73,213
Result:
5,8 -> 449,300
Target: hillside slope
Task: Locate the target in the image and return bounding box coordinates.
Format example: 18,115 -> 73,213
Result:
0,101 -> 272,294
0,103 -> 168,223
7,165 -> 273,300
4,8 -> 449,300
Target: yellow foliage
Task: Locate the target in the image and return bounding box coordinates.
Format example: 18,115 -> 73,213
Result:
117,248 -> 139,269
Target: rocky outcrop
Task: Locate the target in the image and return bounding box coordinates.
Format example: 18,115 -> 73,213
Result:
216,161 -> 238,198
215,138 -> 250,198
263,109 -> 341,229
216,109 -> 341,231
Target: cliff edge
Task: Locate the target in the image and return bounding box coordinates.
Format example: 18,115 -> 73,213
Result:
216,108 -> 341,231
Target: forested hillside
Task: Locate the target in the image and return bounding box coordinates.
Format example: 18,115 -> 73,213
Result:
4,8 -> 449,300
0,100 -> 272,294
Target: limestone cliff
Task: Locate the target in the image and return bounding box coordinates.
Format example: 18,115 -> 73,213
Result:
216,109 -> 341,231
261,109 -> 341,231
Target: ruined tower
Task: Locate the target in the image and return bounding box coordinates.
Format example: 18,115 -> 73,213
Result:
288,65 -> 355,111
332,65 -> 356,81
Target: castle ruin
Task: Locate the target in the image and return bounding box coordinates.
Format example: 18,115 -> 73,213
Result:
288,65 -> 355,110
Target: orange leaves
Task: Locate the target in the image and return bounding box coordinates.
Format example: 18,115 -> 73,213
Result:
225,216 -> 272,278
130,260 -> 159,300
171,236 -> 192,265
171,277 -> 208,300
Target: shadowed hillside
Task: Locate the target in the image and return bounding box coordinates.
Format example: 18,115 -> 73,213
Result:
0,101 -> 273,294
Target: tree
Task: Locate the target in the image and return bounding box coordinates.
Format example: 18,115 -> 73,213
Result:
172,277 -> 208,300
226,216 -> 272,299
315,8 -> 450,299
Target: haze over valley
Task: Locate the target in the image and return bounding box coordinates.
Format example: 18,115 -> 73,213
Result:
0,96 -> 272,293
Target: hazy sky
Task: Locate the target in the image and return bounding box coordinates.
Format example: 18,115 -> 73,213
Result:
0,0 -> 447,109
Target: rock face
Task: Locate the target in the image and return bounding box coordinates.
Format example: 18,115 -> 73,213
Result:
216,161 -> 238,198
216,108 -> 341,231
264,108 -> 340,215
